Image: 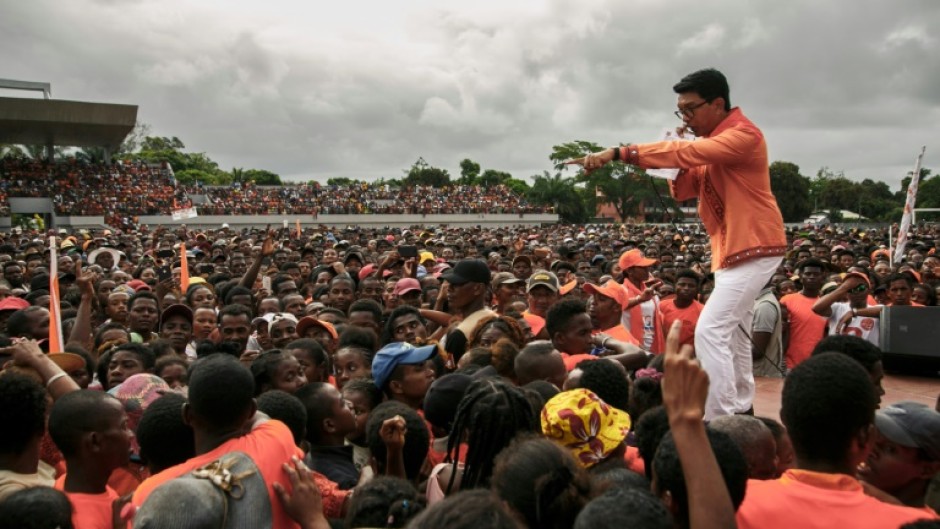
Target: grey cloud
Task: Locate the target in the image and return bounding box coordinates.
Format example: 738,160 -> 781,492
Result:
1,0 -> 937,189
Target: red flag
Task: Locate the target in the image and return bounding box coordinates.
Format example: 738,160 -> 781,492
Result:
48,237 -> 64,352
180,242 -> 190,293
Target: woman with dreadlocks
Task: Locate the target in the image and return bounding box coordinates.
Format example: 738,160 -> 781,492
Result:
425,377 -> 537,504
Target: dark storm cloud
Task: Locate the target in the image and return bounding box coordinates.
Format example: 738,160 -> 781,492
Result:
1,0 -> 937,188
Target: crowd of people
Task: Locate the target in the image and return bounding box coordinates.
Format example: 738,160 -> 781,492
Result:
0,160 -> 552,222
0,219 -> 937,529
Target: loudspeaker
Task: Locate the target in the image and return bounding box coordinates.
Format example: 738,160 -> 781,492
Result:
879,306 -> 940,374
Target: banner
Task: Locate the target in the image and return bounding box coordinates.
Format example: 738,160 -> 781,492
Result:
180,242 -> 191,293
171,207 -> 198,221
893,146 -> 927,264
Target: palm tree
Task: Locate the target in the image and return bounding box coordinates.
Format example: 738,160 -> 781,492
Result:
528,171 -> 588,223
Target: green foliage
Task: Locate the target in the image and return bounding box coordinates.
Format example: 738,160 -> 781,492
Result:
326,177 -> 362,186
478,169 -> 513,187
403,157 -> 450,186
175,169 -> 231,186
769,161 -> 812,222
549,140 -> 677,222
527,171 -> 589,223
458,158 -> 480,185
242,169 -> 281,185
504,178 -> 530,195
0,144 -> 25,159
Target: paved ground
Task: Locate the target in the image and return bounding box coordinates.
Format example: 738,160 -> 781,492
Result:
753,373 -> 940,421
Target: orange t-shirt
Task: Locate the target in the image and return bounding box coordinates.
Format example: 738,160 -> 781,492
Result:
560,352 -> 597,372
522,311 -> 546,337
595,324 -> 640,346
658,299 -> 703,347
780,293 -> 827,369
133,420 -> 346,528
54,475 -> 118,529
736,469 -> 936,529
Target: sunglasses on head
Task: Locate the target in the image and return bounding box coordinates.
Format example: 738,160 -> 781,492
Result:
849,283 -> 869,294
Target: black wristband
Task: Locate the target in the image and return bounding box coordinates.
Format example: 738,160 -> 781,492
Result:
611,147 -> 620,161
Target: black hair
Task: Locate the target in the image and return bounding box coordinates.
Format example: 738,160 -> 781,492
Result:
634,406 -> 670,481
406,489 -> 518,529
675,269 -> 702,285
187,354 -> 256,431
154,356 -> 188,380
222,286 -> 253,306
797,257 -> 827,273
257,389 -> 307,447
6,306 -> 45,338
112,342 -> 156,371
148,339 -> 175,361
545,299 -> 587,337
0,486 -> 74,529
381,306 -> 426,346
96,349 -> 113,390
219,303 -> 252,322
446,378 -> 537,492
184,283 -> 213,307
338,326 -> 378,353
366,401 -> 429,482
887,272 -> 914,287
349,298 -> 383,325
48,390 -> 119,457
24,289 -> 49,306
755,415 -> 786,441
810,335 -> 882,373
629,375 -> 663,422
343,477 -> 425,529
136,393 -> 195,473
913,283 -> 938,306
574,359 -> 630,412
574,487 -> 671,529
279,261 -> 300,272
652,429 -> 748,526
342,378 -> 383,409
294,382 -> 337,445
492,436 -> 594,529
0,373 -> 47,455
591,467 -> 651,493
285,338 -> 328,368
250,349 -> 292,396
93,322 -> 129,352
514,341 -> 559,386
329,274 -> 356,289
270,274 -> 295,295
782,353 -> 877,465
672,68 -> 731,111
127,290 -> 160,311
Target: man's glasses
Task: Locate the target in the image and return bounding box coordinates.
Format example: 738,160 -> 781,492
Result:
674,101 -> 708,120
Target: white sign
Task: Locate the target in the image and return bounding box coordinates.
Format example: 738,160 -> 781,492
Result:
171,207 -> 198,221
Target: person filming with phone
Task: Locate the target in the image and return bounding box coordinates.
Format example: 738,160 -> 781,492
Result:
569,68 -> 786,420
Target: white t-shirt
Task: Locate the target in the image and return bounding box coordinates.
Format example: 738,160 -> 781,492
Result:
828,302 -> 879,347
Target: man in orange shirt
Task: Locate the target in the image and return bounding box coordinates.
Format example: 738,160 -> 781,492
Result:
583,279 -> 639,346
133,354 -> 349,527
658,270 -> 703,348
617,249 -> 664,354
49,390 -> 133,529
736,353 -> 935,528
780,259 -> 828,369
576,69 -> 786,419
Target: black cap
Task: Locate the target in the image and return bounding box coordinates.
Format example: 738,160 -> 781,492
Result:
441,259 -> 491,285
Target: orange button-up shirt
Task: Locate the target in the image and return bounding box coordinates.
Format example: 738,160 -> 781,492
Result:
631,108 -> 787,272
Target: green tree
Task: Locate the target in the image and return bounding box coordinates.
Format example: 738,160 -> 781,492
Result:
175,169 -> 231,186
75,146 -> 108,164
527,171 -> 588,223
458,159 -> 480,185
504,178 -> 530,196
403,157 -> 450,186
326,177 -> 360,186
549,140 -> 676,222
478,169 -> 513,187
243,169 -> 282,186
769,161 -> 812,222
0,144 -> 25,159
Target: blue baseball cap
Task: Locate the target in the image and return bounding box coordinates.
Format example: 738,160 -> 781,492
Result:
371,342 -> 439,389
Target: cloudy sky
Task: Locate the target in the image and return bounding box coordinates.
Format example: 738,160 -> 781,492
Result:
2,0 -> 938,189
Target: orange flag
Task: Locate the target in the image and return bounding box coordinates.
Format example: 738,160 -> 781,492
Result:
296,220 -> 302,238
180,242 -> 190,293
48,237 -> 64,353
